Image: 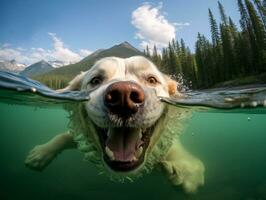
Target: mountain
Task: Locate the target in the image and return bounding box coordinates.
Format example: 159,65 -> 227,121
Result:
80,49 -> 105,62
20,60 -> 54,77
40,41 -> 143,80
0,60 -> 26,73
48,60 -> 66,68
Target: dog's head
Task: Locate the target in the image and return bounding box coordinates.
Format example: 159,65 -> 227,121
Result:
62,56 -> 180,175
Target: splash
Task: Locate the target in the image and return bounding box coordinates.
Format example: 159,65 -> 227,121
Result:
0,71 -> 89,107
160,87 -> 266,109
0,71 -> 266,109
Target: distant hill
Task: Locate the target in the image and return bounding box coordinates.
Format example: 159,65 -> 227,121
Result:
20,60 -> 54,77
35,42 -> 143,89
41,41 -> 143,79
0,60 -> 26,73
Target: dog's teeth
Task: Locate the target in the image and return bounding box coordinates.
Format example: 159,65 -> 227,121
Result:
105,146 -> 115,161
139,131 -> 142,139
135,146 -> 143,158
132,156 -> 137,161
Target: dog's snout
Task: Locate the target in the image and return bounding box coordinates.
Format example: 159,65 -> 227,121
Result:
104,81 -> 145,116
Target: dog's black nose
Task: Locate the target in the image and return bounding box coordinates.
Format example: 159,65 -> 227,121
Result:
104,81 -> 145,116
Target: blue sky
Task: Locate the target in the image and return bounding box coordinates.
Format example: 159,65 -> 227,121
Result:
0,0 -> 241,65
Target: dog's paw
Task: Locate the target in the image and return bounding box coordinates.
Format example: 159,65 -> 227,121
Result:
25,144 -> 57,171
161,157 -> 205,193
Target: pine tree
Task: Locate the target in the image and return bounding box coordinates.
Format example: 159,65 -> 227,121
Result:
195,33 -> 204,87
173,39 -> 182,74
195,33 -> 213,87
238,0 -> 257,73
218,1 -> 229,25
208,8 -> 224,81
228,17 -> 241,76
161,48 -> 169,73
238,0 -> 250,30
175,40 -> 181,56
168,41 -> 180,75
185,47 -> 197,86
143,49 -> 146,56
145,45 -> 151,58
180,39 -> 187,74
209,9 -> 220,46
220,23 -> 233,80
152,45 -> 161,67
245,0 -> 266,72
253,0 -> 266,29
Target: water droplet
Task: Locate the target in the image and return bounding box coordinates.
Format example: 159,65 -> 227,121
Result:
247,117 -> 251,121
224,97 -> 234,102
31,87 -> 37,92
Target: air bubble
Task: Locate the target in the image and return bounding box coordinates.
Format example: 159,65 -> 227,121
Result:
250,101 -> 257,107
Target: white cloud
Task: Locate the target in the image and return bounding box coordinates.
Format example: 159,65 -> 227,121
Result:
0,33 -> 93,67
48,32 -> 82,63
131,2 -> 190,49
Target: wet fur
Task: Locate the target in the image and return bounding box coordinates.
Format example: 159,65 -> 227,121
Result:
25,56 -> 204,193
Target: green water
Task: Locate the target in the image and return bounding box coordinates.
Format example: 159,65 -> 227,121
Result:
1,103 -> 266,200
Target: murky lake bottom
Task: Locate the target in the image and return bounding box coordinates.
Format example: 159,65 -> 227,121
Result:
1,103 -> 266,200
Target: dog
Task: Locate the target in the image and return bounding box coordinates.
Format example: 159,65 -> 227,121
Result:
25,56 -> 204,193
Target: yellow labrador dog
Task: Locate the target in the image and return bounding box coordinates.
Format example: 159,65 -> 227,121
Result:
25,56 -> 204,193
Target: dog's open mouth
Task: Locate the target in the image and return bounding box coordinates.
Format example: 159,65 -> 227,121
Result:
95,124 -> 155,172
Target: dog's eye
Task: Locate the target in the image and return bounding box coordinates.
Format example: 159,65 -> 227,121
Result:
147,76 -> 158,85
89,77 -> 102,85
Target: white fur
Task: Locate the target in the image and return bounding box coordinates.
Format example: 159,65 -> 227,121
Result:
25,56 -> 204,193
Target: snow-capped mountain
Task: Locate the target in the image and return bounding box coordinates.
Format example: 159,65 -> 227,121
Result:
0,60 -> 26,73
48,60 -> 66,68
20,60 -> 54,77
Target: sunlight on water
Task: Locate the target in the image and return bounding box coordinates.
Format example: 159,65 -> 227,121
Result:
0,71 -> 266,199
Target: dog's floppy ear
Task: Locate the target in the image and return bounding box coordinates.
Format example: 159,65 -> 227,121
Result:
57,71 -> 86,92
164,75 -> 180,96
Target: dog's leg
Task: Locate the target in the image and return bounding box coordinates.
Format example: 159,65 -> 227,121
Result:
160,139 -> 205,193
25,132 -> 76,171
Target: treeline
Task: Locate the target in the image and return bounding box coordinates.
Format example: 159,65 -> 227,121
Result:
34,75 -> 69,89
145,0 -> 266,88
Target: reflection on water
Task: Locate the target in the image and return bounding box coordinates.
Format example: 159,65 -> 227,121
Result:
0,71 -> 266,199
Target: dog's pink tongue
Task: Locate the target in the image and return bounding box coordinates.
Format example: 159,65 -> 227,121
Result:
106,127 -> 141,161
